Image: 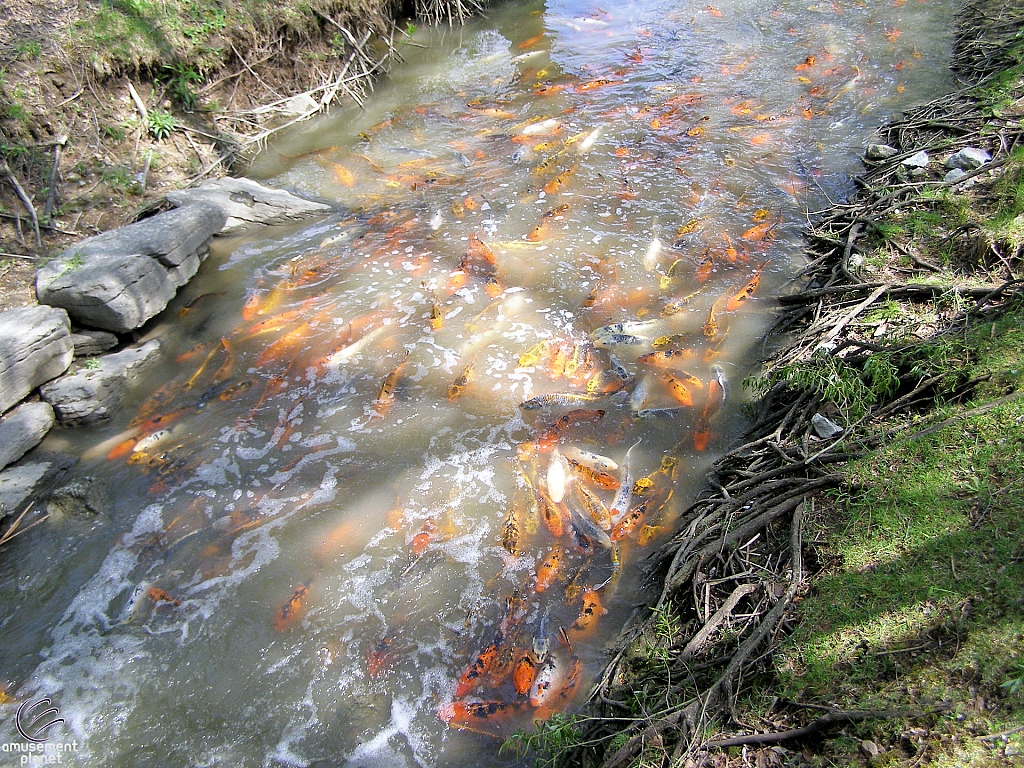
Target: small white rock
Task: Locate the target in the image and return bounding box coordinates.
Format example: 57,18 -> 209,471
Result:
902,150 -> 930,168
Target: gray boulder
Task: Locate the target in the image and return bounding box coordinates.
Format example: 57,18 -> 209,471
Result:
35,206 -> 226,333
0,402 -> 55,471
40,339 -> 161,426
71,330 -> 119,357
865,144 -> 899,161
946,147 -> 991,170
165,177 -> 331,235
811,412 -> 844,439
0,304 -> 74,414
0,452 -> 75,521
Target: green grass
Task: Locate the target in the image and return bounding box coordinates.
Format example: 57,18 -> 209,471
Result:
772,308 -> 1024,764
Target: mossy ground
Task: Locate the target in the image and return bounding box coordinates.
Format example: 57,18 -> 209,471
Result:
761,310 -> 1024,767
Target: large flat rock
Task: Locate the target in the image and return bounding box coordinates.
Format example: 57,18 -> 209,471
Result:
0,304 -> 73,414
40,339 -> 161,426
0,452 -> 75,521
0,401 -> 55,471
35,206 -> 226,332
165,177 -> 331,234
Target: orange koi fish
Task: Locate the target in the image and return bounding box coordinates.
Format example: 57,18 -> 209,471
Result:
536,409 -> 606,452
147,587 -> 181,606
725,260 -> 770,312
702,293 -> 730,340
448,362 -> 474,401
740,219 -> 778,242
373,351 -> 411,417
637,350 -> 699,375
702,364 -> 728,420
542,163 -> 578,195
610,498 -> 653,541
564,457 -> 620,490
514,652 -> 539,694
696,252 -> 715,282
694,365 -> 728,452
575,78 -> 620,92
538,489 -> 567,538
660,371 -> 700,407
794,54 -> 817,71
535,546 -> 564,592
254,321 -> 312,368
456,635 -> 501,696
525,203 -> 570,242
274,581 -> 311,632
534,84 -> 567,96
245,308 -> 306,337
569,589 -> 608,634
328,162 -> 355,186
693,418 -> 711,451
486,641 -> 519,687
410,517 -> 438,558
439,700 -> 525,735
241,283 -> 264,321
367,632 -> 396,678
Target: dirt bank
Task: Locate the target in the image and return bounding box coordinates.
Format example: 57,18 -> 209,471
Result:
0,0 -> 483,313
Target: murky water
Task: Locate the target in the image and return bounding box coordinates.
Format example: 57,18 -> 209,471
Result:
1,0 -> 956,765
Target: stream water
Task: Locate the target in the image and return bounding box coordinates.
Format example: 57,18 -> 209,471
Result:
1,0 -> 957,765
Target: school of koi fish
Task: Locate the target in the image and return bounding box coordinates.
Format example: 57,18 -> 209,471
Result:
0,1 -> 956,765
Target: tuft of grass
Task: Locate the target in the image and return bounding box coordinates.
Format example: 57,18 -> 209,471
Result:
146,109 -> 177,141
501,713 -> 584,768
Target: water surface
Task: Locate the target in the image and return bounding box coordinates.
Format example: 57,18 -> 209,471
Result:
0,0 -> 956,765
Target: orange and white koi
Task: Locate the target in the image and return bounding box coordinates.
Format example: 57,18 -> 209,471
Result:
561,446 -> 618,473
